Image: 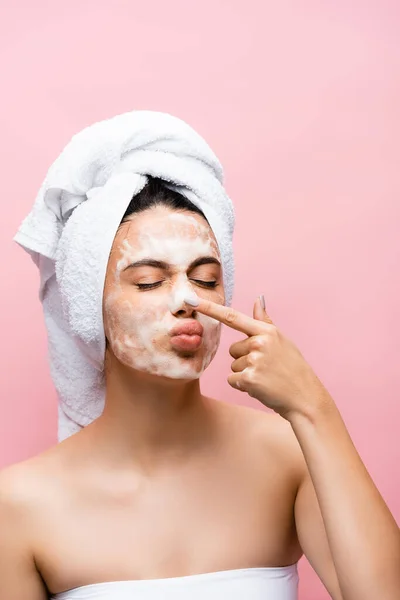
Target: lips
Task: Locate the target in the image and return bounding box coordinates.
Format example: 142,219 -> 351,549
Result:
170,321 -> 204,351
170,321 -> 204,337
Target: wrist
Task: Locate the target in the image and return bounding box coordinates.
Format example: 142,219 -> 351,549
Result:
286,386 -> 337,427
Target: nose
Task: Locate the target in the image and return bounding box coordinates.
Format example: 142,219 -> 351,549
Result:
174,305 -> 196,318
171,294 -> 197,318
168,280 -> 197,316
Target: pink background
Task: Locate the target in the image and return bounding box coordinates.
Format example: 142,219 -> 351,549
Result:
1,1 -> 399,597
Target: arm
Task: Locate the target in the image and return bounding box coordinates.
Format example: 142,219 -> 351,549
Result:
290,393 -> 400,600
0,466 -> 48,600
294,465 -> 344,599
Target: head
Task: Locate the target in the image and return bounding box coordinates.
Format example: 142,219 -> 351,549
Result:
102,177 -> 225,382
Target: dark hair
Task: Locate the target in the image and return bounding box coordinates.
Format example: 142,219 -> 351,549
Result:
119,176 -> 209,226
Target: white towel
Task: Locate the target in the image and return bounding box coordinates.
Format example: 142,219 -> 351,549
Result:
13,110 -> 235,442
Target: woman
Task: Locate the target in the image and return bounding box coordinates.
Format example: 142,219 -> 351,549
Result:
1,114 -> 399,600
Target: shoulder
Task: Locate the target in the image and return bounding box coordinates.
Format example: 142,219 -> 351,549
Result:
215,398 -> 302,452
0,444 -> 66,515
215,399 -> 306,489
0,452 -> 64,564
0,461 -> 50,599
0,461 -> 40,561
0,457 -> 46,511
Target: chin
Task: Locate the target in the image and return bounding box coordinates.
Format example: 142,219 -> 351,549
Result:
155,363 -> 203,381
127,362 -> 202,382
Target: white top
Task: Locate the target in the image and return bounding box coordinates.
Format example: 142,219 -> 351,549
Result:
50,564 -> 299,599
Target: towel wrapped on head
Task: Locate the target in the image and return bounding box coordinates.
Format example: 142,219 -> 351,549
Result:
13,110 -> 235,442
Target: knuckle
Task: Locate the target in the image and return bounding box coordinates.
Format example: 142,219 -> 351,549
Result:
202,300 -> 212,313
270,325 -> 279,338
224,309 -> 237,324
242,368 -> 255,385
250,337 -> 264,351
248,351 -> 259,366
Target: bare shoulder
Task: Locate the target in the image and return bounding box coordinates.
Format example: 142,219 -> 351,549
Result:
0,460 -> 49,599
215,399 -> 306,487
0,455 -> 51,511
0,442 -> 68,512
0,460 -> 38,547
0,459 -> 39,504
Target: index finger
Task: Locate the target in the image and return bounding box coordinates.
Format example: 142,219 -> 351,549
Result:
191,297 -> 269,336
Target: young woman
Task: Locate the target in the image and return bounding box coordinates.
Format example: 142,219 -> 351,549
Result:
1,180 -> 399,599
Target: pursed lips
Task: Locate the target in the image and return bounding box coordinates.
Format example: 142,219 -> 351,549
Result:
170,321 -> 204,337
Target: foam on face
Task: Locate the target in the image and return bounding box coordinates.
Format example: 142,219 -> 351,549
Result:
103,210 -> 223,380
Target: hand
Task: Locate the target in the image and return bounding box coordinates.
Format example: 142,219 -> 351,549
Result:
194,296 -> 331,421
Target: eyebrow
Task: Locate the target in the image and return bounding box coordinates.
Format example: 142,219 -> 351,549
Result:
123,256 -> 221,272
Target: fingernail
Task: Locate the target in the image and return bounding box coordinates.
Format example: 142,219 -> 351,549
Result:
184,293 -> 199,307
259,294 -> 266,311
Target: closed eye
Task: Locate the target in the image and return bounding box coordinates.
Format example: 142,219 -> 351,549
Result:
137,280 -> 218,290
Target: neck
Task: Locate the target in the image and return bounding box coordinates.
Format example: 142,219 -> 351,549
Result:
84,355 -> 217,474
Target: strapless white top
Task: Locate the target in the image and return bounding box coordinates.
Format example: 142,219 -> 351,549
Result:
50,564 -> 299,599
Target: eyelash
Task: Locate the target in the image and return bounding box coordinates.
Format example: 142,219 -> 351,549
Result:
137,280 -> 218,290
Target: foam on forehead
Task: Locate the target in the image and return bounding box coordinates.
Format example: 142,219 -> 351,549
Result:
113,209 -> 220,274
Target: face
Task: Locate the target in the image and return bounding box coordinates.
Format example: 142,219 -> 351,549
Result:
102,205 -> 225,380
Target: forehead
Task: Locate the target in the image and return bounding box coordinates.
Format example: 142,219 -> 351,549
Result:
113,206 -> 220,257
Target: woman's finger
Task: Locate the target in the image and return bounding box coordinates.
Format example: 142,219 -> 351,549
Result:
230,355 -> 249,373
229,334 -> 266,359
191,297 -> 271,337
227,371 -> 246,391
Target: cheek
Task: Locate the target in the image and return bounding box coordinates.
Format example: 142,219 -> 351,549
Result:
104,290 -> 171,353
199,314 -> 221,349
104,292 -> 146,346
198,316 -> 221,372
